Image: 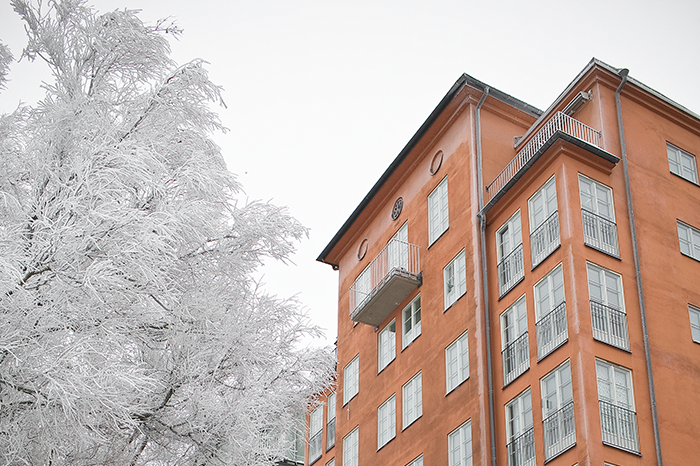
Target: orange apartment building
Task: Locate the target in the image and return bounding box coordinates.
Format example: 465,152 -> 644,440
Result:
309,58 -> 700,466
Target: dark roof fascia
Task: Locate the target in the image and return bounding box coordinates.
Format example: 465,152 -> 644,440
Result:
481,131 -> 620,216
317,75 -> 542,266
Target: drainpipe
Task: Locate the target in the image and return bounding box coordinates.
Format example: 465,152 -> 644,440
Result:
475,87 -> 497,466
615,69 -> 663,465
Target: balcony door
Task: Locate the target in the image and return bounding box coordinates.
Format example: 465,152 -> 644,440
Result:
388,223 -> 408,272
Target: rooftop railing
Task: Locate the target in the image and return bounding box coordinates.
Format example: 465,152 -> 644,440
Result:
486,112 -> 602,203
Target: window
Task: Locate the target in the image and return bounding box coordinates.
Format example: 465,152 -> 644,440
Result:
505,389 -> 535,466
541,360 -> 575,460
327,459 -> 335,466
428,177 -> 449,244
501,296 -> 529,386
402,372 -> 422,429
407,455 -> 423,466
689,305 -> 700,343
667,143 -> 699,184
579,175 -> 619,257
342,427 -> 358,466
587,263 -> 629,351
388,222 -> 409,272
309,405 -> 323,463
444,250 -> 467,309
378,319 -> 396,372
343,356 -> 359,405
402,295 -> 421,349
528,176 -> 560,267
596,359 -> 639,453
678,221 -> 700,261
377,394 -> 396,449
446,330 -> 469,393
497,211 -> 524,297
327,392 -> 336,450
534,264 -> 567,359
448,420 -> 472,466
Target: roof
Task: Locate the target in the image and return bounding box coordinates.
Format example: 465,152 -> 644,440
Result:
316,74 -> 542,266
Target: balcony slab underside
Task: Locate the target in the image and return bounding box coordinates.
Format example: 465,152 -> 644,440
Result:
350,270 -> 421,326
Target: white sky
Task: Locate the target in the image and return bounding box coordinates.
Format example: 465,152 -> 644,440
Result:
2,0 -> 699,347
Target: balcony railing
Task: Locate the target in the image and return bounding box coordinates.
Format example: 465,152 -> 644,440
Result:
502,332 -> 530,386
591,301 -> 629,351
599,400 -> 639,453
543,401 -> 576,461
582,209 -> 619,257
498,244 -> 524,298
308,431 -> 322,464
349,239 -> 421,326
530,211 -> 560,268
486,112 -> 602,203
536,301 -> 568,360
507,427 -> 536,466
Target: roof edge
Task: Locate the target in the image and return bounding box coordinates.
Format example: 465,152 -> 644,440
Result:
317,75 -> 542,266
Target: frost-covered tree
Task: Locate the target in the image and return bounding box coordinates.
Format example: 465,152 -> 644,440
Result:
0,1 -> 333,465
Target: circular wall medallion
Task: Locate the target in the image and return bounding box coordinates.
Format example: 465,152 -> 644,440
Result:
357,238 -> 369,261
429,150 -> 444,175
391,197 -> 403,220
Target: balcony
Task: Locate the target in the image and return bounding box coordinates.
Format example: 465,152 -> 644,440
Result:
530,211 -> 560,268
502,332 -> 530,386
486,112 -> 603,206
599,400 -> 639,454
536,301 -> 568,360
349,239 -> 421,326
543,401 -> 575,461
582,209 -> 619,257
507,427 -> 536,466
498,243 -> 524,298
591,301 -> 629,351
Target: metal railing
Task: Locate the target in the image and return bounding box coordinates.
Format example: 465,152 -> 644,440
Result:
326,418 -> 335,450
599,400 -> 639,453
582,209 -> 619,257
543,401 -> 576,461
498,243 -> 524,297
348,239 -> 420,316
486,112 -> 602,202
530,211 -> 560,268
591,301 -> 630,351
308,431 -> 322,464
507,427 -> 536,466
536,301 -> 568,359
502,331 -> 530,386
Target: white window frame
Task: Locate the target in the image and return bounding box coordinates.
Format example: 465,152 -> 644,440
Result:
678,220 -> 700,261
402,371 -> 422,429
407,455 -> 424,466
689,305 -> 700,343
505,388 -> 534,466
596,359 -> 638,452
448,419 -> 473,466
388,222 -> 409,272
501,295 -> 529,385
533,264 -> 567,359
428,177 -> 449,245
444,249 -> 467,310
497,210 -> 523,262
587,262 -> 629,350
342,427 -> 359,466
540,360 -> 575,460
378,319 -> 396,373
402,294 -> 421,349
446,330 -> 469,394
327,459 -> 335,466
528,176 -> 560,267
579,174 -> 615,221
377,394 -> 396,449
343,355 -> 359,405
667,142 -> 699,184
309,405 -> 323,463
327,392 -> 336,450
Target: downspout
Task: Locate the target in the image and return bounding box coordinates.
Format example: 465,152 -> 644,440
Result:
475,87 -> 497,466
615,69 -> 663,465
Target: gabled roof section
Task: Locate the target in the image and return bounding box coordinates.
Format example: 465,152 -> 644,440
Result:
317,74 -> 542,266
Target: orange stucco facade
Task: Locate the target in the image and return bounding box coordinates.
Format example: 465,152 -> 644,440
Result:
310,59 -> 700,466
